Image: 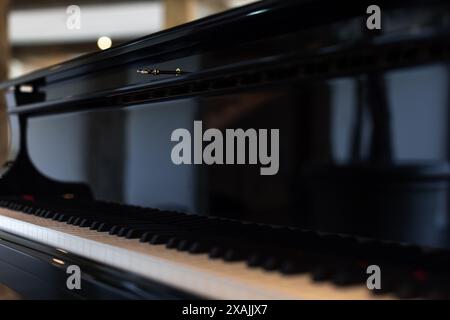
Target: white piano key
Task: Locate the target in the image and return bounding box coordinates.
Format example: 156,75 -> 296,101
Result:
0,207 -> 391,300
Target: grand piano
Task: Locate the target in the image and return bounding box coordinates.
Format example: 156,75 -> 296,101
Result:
1,0 -> 450,299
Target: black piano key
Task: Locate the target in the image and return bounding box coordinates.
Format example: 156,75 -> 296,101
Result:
149,234 -> 170,245
44,210 -> 55,219
223,248 -> 246,262
189,242 -> 209,254
117,227 -> 129,237
311,265 -> 334,282
57,214 -> 69,222
166,237 -> 180,249
68,216 -> 80,225
72,217 -> 83,226
209,246 -> 224,259
280,260 -> 310,274
119,224 -> 162,237
263,256 -> 280,271
109,225 -> 124,235
44,211 -> 57,219
66,216 -> 76,224
52,212 -> 63,221
331,270 -> 365,286
330,260 -> 366,286
90,221 -> 100,230
139,231 -> 154,243
21,206 -> 32,214
126,229 -> 145,239
97,223 -> 113,232
38,210 -> 49,217
247,253 -> 263,267
37,209 -> 47,216
177,239 -> 191,251
79,219 -> 92,227
11,203 -> 23,211
127,225 -> 181,239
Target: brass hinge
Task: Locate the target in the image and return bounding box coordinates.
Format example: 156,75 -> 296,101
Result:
137,67 -> 187,76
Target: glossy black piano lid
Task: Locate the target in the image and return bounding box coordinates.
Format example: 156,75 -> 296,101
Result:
26,64 -> 450,248
4,0 -> 450,249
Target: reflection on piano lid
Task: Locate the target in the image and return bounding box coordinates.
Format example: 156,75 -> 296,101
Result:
1,0 -> 450,299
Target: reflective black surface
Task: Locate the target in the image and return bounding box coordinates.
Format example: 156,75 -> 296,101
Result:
0,230 -> 197,299
3,0 -> 450,249
23,60 -> 450,248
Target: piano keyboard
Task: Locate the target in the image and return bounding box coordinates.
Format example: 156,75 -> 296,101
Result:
0,197 -> 447,299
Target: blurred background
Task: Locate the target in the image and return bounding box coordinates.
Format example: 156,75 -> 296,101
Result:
0,0 -> 257,163
1,0 -> 257,79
